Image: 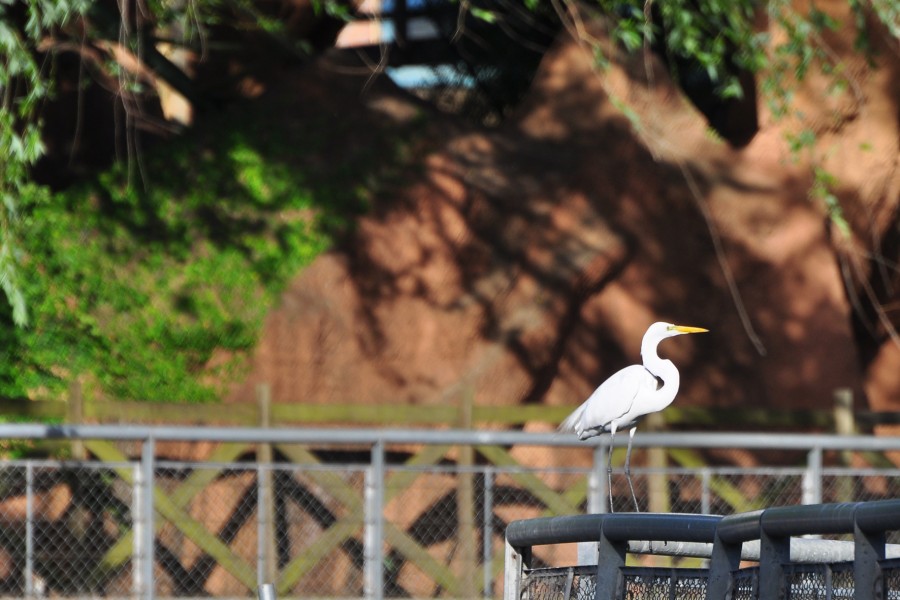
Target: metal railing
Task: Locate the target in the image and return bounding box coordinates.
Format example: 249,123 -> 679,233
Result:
505,500 -> 900,600
0,424 -> 900,599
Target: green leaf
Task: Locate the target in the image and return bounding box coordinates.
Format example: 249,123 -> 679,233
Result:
470,7 -> 497,23
617,27 -> 642,52
719,77 -> 745,99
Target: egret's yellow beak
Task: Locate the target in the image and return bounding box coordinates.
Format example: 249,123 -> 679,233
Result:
672,325 -> 708,334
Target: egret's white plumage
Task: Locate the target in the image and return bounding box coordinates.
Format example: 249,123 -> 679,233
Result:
560,321 -> 708,511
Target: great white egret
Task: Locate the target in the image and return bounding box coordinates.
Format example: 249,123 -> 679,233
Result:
560,322 -> 708,512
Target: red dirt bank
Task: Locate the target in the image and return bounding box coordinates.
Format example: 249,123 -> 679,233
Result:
223,6 -> 900,433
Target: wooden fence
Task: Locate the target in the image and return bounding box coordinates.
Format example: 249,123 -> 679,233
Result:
0,384 -> 886,433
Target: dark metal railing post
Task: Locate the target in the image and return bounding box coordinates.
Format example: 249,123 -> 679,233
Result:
758,529 -> 790,600
853,522 -> 884,600
594,528 -> 625,600
706,532 -> 742,599
853,499 -> 900,600
712,510 -> 763,599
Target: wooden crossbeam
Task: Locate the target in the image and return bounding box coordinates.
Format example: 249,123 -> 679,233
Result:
275,443 -> 461,594
384,523 -> 460,595
276,513 -> 364,595
277,445 -> 365,510
150,484 -> 258,588
85,440 -> 256,589
668,448 -> 764,513
476,445 -> 580,515
383,444 -> 453,503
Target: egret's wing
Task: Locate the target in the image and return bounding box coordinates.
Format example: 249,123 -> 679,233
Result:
575,365 -> 657,437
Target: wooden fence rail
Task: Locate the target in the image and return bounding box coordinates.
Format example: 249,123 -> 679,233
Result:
0,386 -> 884,431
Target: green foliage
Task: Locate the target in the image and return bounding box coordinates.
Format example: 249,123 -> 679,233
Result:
869,0 -> 900,39
0,103 -> 394,402
0,0 -> 425,404
1,0 -> 90,326
0,0 -> 346,332
587,0 -> 896,237
595,0 -> 764,98
470,7 -> 499,23
811,166 -> 851,238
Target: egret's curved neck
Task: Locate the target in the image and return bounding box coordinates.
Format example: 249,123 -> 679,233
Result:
641,339 -> 680,411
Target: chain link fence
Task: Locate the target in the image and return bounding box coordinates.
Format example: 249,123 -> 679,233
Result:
0,461 -> 135,597
0,426 -> 898,599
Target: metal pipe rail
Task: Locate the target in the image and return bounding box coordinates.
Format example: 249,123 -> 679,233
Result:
5,422 -> 900,451
504,499 -> 900,600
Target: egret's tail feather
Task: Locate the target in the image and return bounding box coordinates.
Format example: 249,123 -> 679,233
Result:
559,404 -> 586,434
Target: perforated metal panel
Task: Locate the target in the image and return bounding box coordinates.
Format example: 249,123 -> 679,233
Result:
880,558 -> 900,599
731,566 -> 759,600
781,563 -> 855,599
622,567 -> 708,600
830,564 -> 855,598
521,566 -> 597,600
518,562 -> 900,599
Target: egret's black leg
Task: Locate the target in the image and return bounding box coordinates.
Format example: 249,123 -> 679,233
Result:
625,426 -> 639,512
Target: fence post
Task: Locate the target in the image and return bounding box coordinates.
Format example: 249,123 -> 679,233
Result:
457,388 -> 478,600
701,468 -> 711,514
256,464 -> 268,588
646,417 -> 674,566
141,437 -> 155,600
133,462 -> 143,598
578,445 -> 606,567
257,383 -> 277,586
258,583 -> 276,600
646,413 -> 670,518
833,388 -> 855,437
592,444 -> 607,514
68,380 -> 85,460
503,537 -> 527,600
834,388 -> 856,502
579,445 -> 606,566
365,440 -> 385,600
25,463 -> 34,598
802,446 -> 823,505
482,468 -> 494,599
